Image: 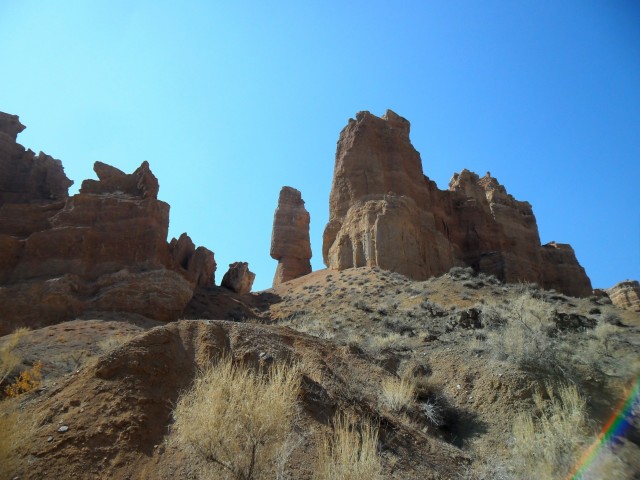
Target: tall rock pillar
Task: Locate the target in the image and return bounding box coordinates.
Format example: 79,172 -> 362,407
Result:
270,186 -> 312,286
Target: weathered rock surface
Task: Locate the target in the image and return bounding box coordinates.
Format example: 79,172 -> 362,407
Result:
270,186 -> 312,286
169,233 -> 216,288
221,262 -> 255,294
0,112 -> 216,334
323,110 -> 592,297
607,280 -> 640,312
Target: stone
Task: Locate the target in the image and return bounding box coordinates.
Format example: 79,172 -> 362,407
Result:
0,112 -> 216,333
322,110 -> 593,297
170,233 -> 216,287
270,186 -> 312,286
221,262 -> 255,295
607,280 -> 640,312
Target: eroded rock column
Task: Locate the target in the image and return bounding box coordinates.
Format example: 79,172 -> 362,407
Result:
270,186 -> 312,286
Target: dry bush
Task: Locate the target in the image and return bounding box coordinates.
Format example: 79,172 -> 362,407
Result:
172,356 -> 301,480
0,401 -> 37,477
314,413 -> 382,480
485,293 -> 561,374
0,327 -> 29,386
380,376 -> 416,413
511,383 -> 590,479
4,361 -> 43,398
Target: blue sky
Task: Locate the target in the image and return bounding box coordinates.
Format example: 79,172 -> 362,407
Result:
2,1 -> 638,290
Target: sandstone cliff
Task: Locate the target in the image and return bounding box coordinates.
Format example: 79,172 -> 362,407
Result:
270,186 -> 312,286
0,112 -> 215,334
607,280 -> 640,312
323,110 -> 592,297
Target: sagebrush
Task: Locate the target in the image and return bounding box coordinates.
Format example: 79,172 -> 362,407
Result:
172,356 -> 301,480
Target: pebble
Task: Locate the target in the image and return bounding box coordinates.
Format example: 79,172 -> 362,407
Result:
47,436 -> 53,442
58,425 -> 69,433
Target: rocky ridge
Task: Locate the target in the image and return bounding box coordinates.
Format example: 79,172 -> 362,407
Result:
323,110 -> 592,297
0,113 -> 215,334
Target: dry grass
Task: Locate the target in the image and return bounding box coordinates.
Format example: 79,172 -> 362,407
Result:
485,293 -> 561,374
0,327 -> 29,386
98,333 -> 135,353
172,356 -> 301,480
314,413 -> 382,480
379,376 -> 416,413
508,381 -> 637,479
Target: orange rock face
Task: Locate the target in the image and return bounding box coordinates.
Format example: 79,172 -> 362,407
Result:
270,186 -> 312,286
0,112 -> 215,334
607,280 -> 640,312
323,110 -> 592,297
221,262 -> 255,294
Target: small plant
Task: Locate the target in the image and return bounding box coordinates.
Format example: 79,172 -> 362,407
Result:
511,383 -> 589,479
380,376 -> 416,413
420,399 -> 444,426
314,413 -> 382,480
0,327 -> 29,386
4,361 -> 43,398
172,356 -> 301,479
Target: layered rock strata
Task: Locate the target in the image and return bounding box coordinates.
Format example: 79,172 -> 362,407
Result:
221,262 -> 255,294
323,110 -> 592,297
0,112 -> 215,334
607,280 -> 640,312
270,186 -> 312,286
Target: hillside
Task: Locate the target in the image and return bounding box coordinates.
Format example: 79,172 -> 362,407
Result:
1,267 -> 639,479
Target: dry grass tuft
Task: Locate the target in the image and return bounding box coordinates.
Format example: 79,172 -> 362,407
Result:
314,413 -> 382,480
511,382 -> 589,479
172,356 -> 301,480
0,327 -> 29,386
380,376 -> 416,413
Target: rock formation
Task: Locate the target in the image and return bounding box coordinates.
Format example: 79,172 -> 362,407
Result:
221,262 -> 256,294
0,112 -> 216,334
323,110 -> 592,297
270,186 -> 312,286
607,280 -> 640,312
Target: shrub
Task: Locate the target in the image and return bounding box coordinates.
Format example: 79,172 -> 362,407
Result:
380,376 -> 416,413
4,361 -> 43,398
314,413 -> 382,480
511,383 -> 589,479
172,356 -> 301,480
486,293 -> 561,375
0,327 -> 29,386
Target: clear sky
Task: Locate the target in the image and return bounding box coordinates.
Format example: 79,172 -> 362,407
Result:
2,1 -> 639,290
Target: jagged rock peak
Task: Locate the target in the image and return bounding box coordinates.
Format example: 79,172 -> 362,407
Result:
323,109 -> 593,297
0,112 -> 26,140
270,186 -> 312,286
80,160 -> 159,199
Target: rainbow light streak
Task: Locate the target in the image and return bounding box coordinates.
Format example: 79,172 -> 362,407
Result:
565,374 -> 640,480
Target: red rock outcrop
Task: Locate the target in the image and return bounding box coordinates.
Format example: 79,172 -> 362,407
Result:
323,110 -> 592,297
169,233 -> 216,288
270,186 -> 312,286
221,262 -> 255,294
0,112 -> 216,334
607,280 -> 640,312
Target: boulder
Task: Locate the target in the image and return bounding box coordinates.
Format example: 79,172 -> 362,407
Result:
221,262 -> 255,294
607,280 -> 640,312
322,110 -> 593,296
170,233 -> 216,287
270,186 -> 312,286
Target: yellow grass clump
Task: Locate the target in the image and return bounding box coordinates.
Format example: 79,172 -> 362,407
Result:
314,413 -> 382,480
172,356 -> 301,480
